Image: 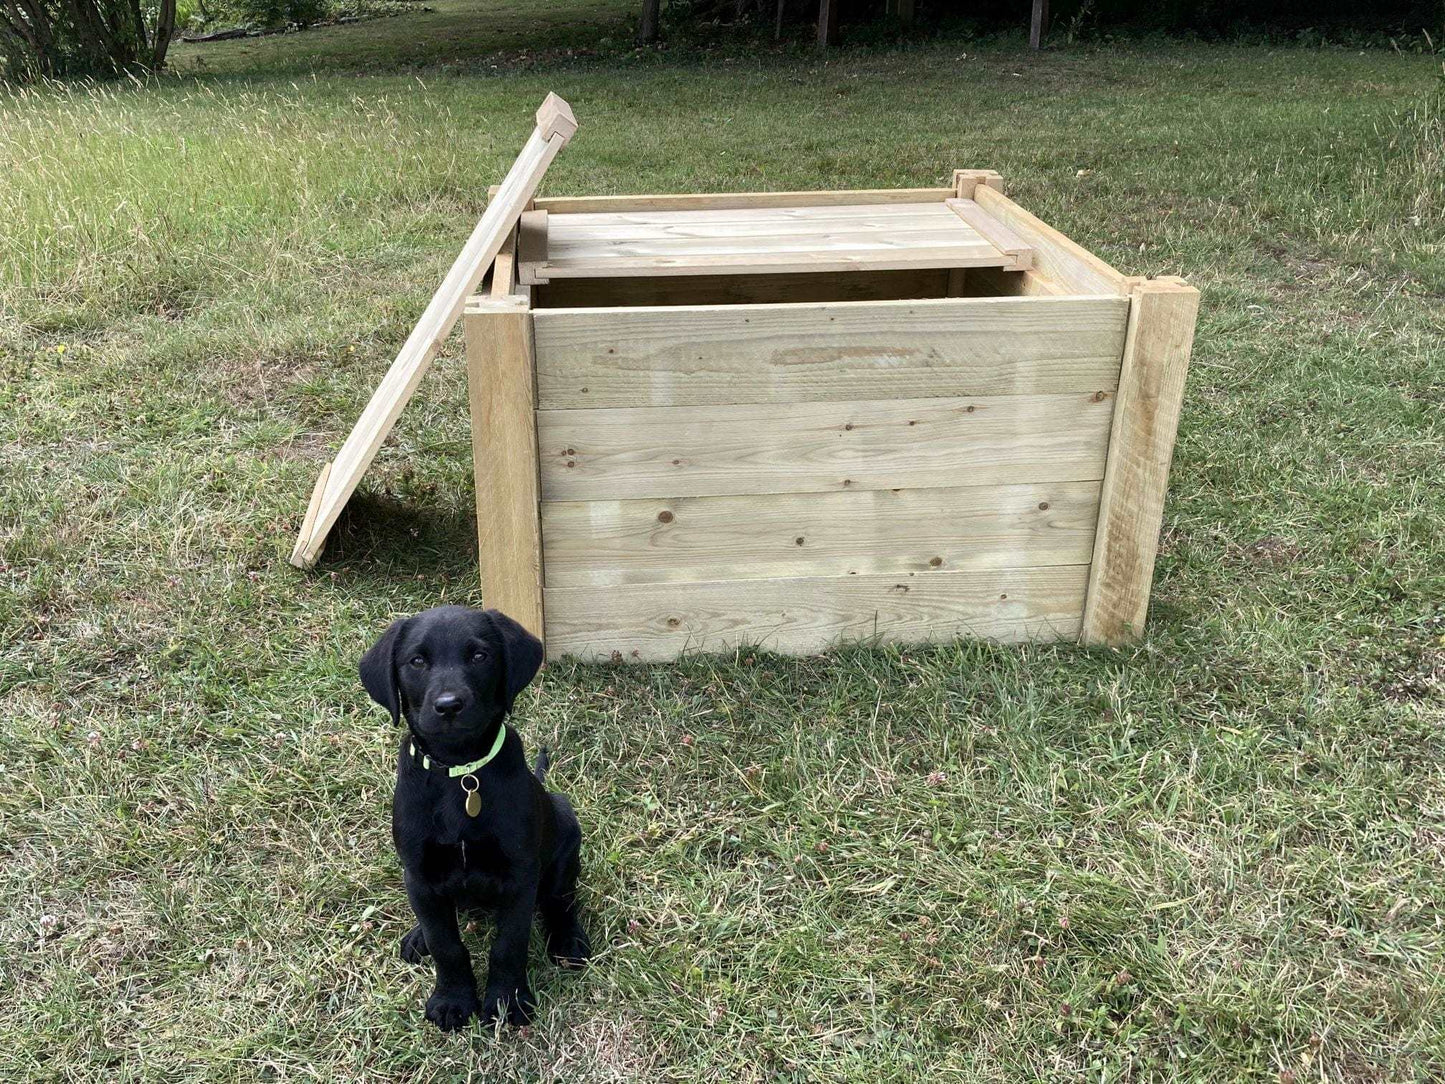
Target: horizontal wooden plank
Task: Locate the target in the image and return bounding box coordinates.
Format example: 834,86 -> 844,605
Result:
542,480 -> 1101,587
545,229 -> 995,263
946,198 -> 1034,269
537,390 -> 1115,500
544,565 -> 1088,661
973,187 -> 1129,296
537,246 -> 1012,280
548,206 -> 961,241
534,268 -> 952,309
533,295 -> 1129,408
530,188 -> 956,214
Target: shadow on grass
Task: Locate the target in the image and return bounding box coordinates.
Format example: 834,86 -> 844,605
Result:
318,490 -> 479,588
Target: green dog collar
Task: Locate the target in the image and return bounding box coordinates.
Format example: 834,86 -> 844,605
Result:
409,723 -> 508,777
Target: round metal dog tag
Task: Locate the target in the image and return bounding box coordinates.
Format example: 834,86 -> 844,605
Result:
461,774 -> 481,818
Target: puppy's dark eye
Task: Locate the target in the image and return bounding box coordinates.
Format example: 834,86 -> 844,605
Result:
471,649 -> 490,663
409,655 -> 426,669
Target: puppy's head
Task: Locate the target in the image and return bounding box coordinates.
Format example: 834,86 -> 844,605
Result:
359,606 -> 542,749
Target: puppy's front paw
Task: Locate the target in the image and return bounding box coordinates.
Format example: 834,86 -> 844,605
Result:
425,986 -> 479,1031
548,921 -> 591,969
400,924 -> 430,965
481,983 -> 536,1027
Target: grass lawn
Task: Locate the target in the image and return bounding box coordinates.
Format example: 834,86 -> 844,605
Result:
2,6 -> 1443,1079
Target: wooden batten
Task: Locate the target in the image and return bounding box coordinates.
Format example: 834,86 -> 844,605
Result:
973,185 -> 1129,296
517,209 -> 549,285
946,199 -> 1034,270
1081,278 -> 1199,645
529,188 -> 956,215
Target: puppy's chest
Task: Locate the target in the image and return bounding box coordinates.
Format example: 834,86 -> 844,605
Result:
419,831 -> 513,897
403,792 -> 520,897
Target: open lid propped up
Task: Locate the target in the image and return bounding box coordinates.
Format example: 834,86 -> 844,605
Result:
290,92 -> 577,569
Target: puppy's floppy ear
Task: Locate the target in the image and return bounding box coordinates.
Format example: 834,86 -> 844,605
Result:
359,617 -> 409,724
484,609 -> 543,713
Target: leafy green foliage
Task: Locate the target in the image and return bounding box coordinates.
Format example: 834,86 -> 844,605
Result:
0,0 -> 177,80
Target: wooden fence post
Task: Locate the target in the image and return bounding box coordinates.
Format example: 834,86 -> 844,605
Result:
1029,0 -> 1048,49
817,0 -> 838,46
1081,278 -> 1199,645
466,296 -> 545,642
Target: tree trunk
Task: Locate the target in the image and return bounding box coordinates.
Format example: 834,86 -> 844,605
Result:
1029,0 -> 1048,49
637,0 -> 659,42
151,0 -> 175,66
816,0 -> 837,46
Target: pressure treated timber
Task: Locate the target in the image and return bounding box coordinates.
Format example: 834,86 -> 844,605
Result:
467,298 -> 545,639
545,203 -> 969,235
537,390 -> 1115,501
527,200 -> 1031,280
543,565 -> 1089,661
289,92 -> 574,569
946,199 -> 1034,269
541,479 -> 1102,587
533,296 -> 1130,408
973,186 -> 1129,297
1082,278 -> 1199,645
529,188 -> 956,215
953,169 -> 1004,200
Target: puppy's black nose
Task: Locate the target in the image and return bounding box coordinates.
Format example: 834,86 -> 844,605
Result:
433,692 -> 465,717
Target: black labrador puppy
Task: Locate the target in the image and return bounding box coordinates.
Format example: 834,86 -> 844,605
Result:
360,605 -> 589,1030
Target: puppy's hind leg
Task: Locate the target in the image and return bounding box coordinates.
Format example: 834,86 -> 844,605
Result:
399,923 -> 430,965
541,793 -> 591,969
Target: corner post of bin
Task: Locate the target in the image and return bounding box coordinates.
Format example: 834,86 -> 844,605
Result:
465,288 -> 545,645
953,169 -> 1004,200
1081,276 -> 1200,646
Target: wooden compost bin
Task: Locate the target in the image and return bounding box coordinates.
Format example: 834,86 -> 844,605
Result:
466,170 -> 1199,662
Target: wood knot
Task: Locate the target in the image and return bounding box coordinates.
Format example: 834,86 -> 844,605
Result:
657,510 -> 674,524
1093,390 -> 1107,402
795,536 -> 805,546
666,617 -> 680,628
1038,502 -> 1050,511
929,556 -> 942,567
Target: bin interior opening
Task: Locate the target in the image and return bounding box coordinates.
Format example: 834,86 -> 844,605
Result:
530,266 -> 1039,308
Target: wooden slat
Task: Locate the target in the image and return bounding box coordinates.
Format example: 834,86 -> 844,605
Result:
973,186 -> 1129,297
289,92 -> 574,570
535,268 -> 952,309
530,188 -> 956,214
537,390 -> 1115,501
541,480 -> 1102,587
467,298 -> 545,639
517,209 -> 549,285
488,227 -> 518,300
545,228 -> 993,262
544,565 -> 1088,661
551,202 -> 961,229
1081,278 -> 1199,645
539,247 -> 1013,279
946,198 -> 1034,270
533,295 -> 1129,408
